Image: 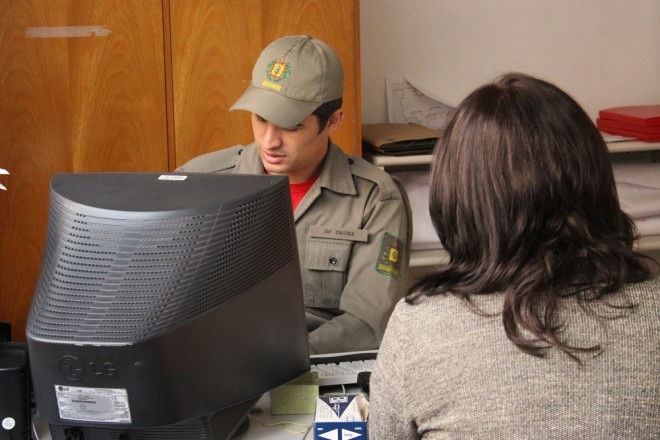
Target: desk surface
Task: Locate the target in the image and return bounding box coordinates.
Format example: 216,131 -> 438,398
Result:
33,387 -> 361,440
240,392 -> 315,439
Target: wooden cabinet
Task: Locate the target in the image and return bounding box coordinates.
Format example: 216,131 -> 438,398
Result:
0,0 -> 360,341
0,0 -> 169,343
168,0 -> 361,164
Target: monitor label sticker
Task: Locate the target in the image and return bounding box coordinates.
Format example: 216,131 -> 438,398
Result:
158,174 -> 188,181
54,385 -> 132,423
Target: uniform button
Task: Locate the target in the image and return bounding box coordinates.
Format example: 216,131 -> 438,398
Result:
329,256 -> 338,265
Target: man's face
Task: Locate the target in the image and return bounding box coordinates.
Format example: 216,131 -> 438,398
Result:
251,110 -> 343,184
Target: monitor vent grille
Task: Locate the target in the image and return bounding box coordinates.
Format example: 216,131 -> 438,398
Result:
27,187 -> 294,343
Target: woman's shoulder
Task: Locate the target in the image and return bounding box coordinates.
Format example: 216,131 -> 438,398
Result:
622,275 -> 660,312
620,275 -> 660,302
390,292 -> 502,330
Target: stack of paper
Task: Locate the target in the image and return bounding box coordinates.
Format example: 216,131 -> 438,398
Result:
597,105 -> 660,142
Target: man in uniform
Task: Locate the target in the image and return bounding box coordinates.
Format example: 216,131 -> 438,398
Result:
177,35 -> 411,354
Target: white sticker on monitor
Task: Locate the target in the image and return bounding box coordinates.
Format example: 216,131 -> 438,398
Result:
158,174 -> 188,181
2,417 -> 16,430
55,385 -> 132,423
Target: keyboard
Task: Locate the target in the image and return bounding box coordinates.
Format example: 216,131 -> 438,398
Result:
309,350 -> 377,387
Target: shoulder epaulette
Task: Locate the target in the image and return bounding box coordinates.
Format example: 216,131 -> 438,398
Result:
177,145 -> 243,173
347,155 -> 401,201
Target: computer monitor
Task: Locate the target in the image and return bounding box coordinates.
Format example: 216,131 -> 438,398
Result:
26,172 -> 310,440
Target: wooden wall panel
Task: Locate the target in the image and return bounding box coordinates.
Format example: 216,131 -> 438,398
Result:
168,0 -> 263,164
169,0 -> 360,167
0,0 -> 358,341
259,0 -> 360,156
0,0 -> 168,341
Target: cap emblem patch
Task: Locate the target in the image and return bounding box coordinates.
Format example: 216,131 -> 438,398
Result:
261,58 -> 291,92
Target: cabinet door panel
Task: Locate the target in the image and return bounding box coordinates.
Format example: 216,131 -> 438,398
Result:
169,0 -> 360,166
168,0 -> 261,163
0,0 -> 168,341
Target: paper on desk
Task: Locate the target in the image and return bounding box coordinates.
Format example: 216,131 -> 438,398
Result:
386,76 -> 454,130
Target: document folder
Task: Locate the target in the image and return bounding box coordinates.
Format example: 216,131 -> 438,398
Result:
362,123 -> 440,156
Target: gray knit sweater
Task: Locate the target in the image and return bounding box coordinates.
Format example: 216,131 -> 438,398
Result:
369,277 -> 660,439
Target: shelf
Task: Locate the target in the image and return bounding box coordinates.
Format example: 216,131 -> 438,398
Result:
363,152 -> 433,168
607,140 -> 660,154
411,235 -> 660,268
637,234 -> 660,252
369,140 -> 660,268
366,141 -> 660,169
410,248 -> 449,267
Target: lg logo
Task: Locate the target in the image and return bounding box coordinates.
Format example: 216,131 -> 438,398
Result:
59,356 -> 118,381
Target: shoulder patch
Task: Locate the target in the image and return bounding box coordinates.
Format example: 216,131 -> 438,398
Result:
375,232 -> 403,280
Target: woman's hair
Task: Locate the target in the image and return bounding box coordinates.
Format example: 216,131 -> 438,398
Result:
408,72 -> 654,360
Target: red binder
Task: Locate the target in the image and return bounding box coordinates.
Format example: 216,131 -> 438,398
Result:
596,118 -> 660,134
597,105 -> 660,141
598,105 -> 660,127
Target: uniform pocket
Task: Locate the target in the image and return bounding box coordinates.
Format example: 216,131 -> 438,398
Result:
304,238 -> 352,272
303,238 -> 352,308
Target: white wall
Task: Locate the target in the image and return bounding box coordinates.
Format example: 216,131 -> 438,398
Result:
360,0 -> 660,123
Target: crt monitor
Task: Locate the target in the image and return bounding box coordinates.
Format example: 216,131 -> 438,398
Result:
26,172 -> 310,440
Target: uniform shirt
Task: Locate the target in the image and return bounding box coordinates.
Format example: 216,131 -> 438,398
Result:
177,142 -> 412,353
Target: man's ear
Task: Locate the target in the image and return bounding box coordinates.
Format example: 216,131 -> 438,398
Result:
325,109 -> 345,133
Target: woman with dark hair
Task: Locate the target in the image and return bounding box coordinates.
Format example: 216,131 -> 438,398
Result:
369,73 -> 659,439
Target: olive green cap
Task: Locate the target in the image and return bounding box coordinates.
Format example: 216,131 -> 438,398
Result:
230,35 -> 344,128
